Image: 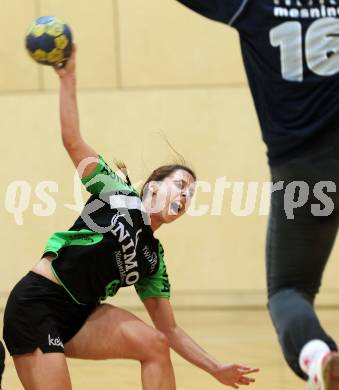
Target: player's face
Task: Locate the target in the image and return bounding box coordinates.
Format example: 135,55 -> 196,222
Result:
150,169 -> 196,224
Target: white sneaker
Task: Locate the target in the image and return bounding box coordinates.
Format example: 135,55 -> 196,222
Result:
307,352 -> 339,390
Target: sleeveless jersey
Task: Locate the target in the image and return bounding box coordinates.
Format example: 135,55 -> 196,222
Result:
43,156 -> 171,305
177,0 -> 339,164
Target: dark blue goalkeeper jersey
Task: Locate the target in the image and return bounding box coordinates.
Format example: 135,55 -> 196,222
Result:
177,0 -> 339,165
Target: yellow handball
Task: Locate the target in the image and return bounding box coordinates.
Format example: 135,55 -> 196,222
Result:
25,16 -> 73,66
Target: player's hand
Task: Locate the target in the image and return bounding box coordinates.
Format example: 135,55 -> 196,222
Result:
53,44 -> 76,78
211,363 -> 259,388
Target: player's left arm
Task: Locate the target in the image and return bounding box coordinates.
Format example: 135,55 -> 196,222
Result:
54,45 -> 99,179
143,297 -> 259,388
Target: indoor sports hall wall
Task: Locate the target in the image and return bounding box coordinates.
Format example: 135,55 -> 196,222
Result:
1,0 -> 339,308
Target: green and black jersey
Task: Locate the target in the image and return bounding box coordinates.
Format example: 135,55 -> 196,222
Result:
43,156 -> 170,305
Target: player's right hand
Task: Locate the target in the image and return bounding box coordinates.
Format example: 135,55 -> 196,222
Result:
211,363 -> 259,388
54,44 -> 76,79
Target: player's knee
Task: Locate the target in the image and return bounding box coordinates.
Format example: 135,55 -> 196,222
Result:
144,330 -> 170,360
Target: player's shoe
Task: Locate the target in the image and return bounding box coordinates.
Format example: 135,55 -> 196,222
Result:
307,352 -> 339,390
0,340 -> 5,390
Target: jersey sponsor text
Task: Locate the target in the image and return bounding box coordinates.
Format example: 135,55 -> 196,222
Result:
110,214 -> 141,285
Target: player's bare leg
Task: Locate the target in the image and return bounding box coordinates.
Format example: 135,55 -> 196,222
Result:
0,341 -> 5,390
65,304 -> 176,390
13,349 -> 72,390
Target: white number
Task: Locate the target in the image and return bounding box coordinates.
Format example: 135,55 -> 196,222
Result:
270,21 -> 303,81
306,18 -> 339,76
270,17 -> 339,82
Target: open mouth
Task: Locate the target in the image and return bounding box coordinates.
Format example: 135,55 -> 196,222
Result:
170,200 -> 184,214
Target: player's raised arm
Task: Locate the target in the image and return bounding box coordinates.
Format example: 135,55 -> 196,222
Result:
54,45 -> 98,179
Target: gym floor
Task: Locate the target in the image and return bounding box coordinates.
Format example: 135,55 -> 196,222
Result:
4,307 -> 338,389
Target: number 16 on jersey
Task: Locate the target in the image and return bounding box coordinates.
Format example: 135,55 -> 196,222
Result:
270,17 -> 339,82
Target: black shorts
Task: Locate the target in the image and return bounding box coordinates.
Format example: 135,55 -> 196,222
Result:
3,272 -> 97,356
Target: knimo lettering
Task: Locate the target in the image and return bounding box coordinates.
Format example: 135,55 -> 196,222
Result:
110,214 -> 141,285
